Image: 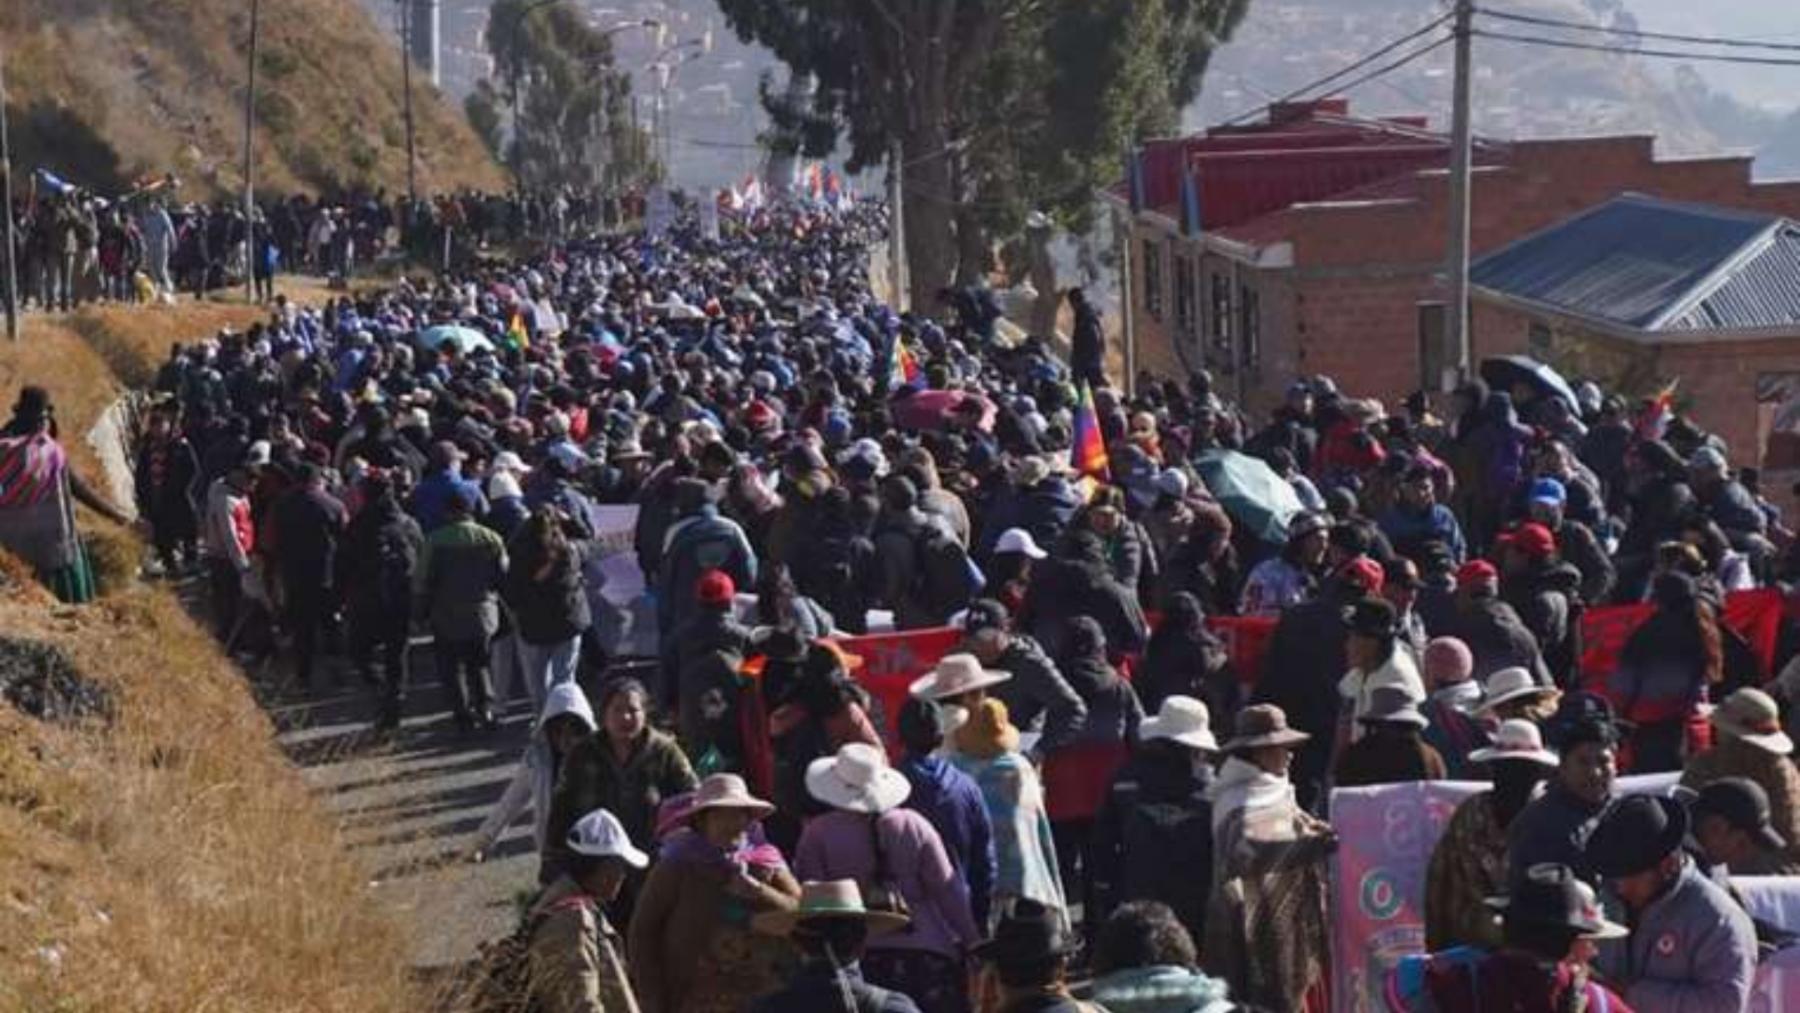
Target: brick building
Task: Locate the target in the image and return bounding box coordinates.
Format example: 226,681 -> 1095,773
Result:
1108,98 -> 1800,417
1469,193 -> 1800,486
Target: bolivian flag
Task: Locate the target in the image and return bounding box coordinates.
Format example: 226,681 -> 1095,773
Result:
889,337 -> 921,389
1071,380 -> 1109,480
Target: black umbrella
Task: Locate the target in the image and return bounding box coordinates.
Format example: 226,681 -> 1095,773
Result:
1480,355 -> 1579,410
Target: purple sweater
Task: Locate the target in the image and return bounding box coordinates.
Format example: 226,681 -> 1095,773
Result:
794,807 -> 981,958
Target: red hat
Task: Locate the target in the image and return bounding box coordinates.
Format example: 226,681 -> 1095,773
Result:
1500,522 -> 1557,559
745,400 -> 778,432
1338,556 -> 1385,596
696,569 -> 736,606
1456,559 -> 1499,586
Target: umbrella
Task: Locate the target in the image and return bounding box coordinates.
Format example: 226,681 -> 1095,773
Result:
415,324 -> 494,356
1480,355 -> 1578,411
887,388 -> 995,433
1195,449 -> 1304,546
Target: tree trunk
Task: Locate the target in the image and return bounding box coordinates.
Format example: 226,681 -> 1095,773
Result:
902,120 -> 956,312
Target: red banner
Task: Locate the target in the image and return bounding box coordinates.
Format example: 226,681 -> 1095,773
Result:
839,626 -> 963,752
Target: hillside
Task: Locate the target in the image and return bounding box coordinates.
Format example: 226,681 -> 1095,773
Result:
1,0 -> 506,199
0,298 -> 414,1011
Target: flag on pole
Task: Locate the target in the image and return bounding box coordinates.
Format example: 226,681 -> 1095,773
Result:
506,310 -> 531,350
889,337 -> 922,389
1071,381 -> 1110,480
35,168 -> 74,196
1636,378 -> 1679,440
1180,166 -> 1204,236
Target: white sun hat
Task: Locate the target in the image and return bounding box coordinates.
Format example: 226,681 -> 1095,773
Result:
1468,719 -> 1559,768
909,652 -> 1012,701
1472,667 -> 1552,716
1139,695 -> 1220,753
805,743 -> 913,814
567,808 -> 649,868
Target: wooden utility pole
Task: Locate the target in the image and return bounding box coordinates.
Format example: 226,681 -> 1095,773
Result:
0,41 -> 18,340
242,0 -> 261,304
1445,0 -> 1474,388
401,0 -> 418,206
888,139 -> 907,311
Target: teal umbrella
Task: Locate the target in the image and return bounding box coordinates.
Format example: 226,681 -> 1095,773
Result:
415,324 -> 495,355
1195,449 -> 1304,546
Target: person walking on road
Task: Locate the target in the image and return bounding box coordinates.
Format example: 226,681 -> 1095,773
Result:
415,488 -> 507,733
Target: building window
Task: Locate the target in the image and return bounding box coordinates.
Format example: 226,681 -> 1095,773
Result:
1239,283 -> 1261,371
1209,271 -> 1231,343
1173,252 -> 1196,337
1142,240 -> 1164,320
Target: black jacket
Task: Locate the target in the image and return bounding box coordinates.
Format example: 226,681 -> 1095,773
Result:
1090,742 -> 1214,943
502,541 -> 592,645
1443,592 -> 1551,686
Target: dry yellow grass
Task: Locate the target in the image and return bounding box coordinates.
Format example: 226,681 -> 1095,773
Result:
0,299 -> 415,1012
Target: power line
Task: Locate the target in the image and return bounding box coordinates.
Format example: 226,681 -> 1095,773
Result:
1219,11 -> 1455,125
1308,35 -> 1456,103
1477,7 -> 1800,53
1473,29 -> 1800,68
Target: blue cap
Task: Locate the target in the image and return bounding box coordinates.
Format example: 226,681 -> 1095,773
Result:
1529,478 -> 1567,506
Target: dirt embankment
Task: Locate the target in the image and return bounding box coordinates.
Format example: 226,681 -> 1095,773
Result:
0,299 -> 414,1012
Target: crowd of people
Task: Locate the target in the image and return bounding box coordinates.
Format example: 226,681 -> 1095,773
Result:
7,187 -> 1800,1013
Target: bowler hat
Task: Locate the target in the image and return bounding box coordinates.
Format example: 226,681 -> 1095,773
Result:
1586,795 -> 1689,878
1221,704 -> 1311,752
972,899 -> 1077,964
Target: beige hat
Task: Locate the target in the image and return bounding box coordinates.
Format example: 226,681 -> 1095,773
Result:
1469,719 -> 1559,768
909,653 -> 1012,701
682,773 -> 775,823
1140,696 -> 1219,752
1473,667 -> 1551,716
1221,704 -> 1310,752
806,743 -> 912,814
1710,688 -> 1794,755
751,879 -> 911,937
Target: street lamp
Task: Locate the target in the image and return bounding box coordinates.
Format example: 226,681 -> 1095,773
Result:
644,36 -> 710,182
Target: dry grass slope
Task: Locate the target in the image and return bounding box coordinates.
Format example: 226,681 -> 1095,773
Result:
1,0 -> 506,198
0,299 -> 414,1012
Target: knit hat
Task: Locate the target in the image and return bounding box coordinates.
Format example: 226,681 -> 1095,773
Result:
1422,637 -> 1474,687
953,698 -> 1021,759
696,569 -> 736,606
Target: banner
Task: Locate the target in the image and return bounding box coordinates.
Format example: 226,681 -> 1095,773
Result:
839,626 -> 963,751
582,504 -> 657,657
1328,773 -> 1686,1013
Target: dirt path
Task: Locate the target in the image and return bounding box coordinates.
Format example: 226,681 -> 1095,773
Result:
266,652 -> 537,976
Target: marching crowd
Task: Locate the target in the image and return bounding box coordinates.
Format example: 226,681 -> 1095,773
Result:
7,190 -> 1800,1013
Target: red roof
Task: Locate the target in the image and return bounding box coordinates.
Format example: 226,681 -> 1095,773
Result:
1126,99 -> 1452,231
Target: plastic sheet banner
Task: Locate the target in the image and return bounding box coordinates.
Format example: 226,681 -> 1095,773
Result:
1320,773 -> 1800,1013
583,504 -> 657,657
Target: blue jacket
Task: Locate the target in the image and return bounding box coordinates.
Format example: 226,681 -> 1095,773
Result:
898,752 -> 998,928
1378,502 -> 1467,563
1598,856 -> 1756,1013
657,504 -> 757,637
410,469 -> 487,533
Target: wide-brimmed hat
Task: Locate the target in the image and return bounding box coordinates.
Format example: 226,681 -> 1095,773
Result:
567,808 -> 649,869
806,743 -> 912,814
1359,686 -> 1427,728
909,652 -> 1011,701
972,898 -> 1077,963
682,773 -> 775,824
1221,704 -> 1310,753
1586,795 -> 1689,878
1485,863 -> 1627,940
1140,695 -> 1219,752
1689,777 -> 1787,852
752,879 -> 911,937
1469,719 -> 1559,768
1710,688 -> 1793,755
1472,667 -> 1552,716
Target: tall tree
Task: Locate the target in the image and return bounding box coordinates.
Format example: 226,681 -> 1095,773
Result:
467,0 -> 659,191
716,0 -> 1249,310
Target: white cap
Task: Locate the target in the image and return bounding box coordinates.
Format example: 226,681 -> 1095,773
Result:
995,527 -> 1047,560
491,450 -> 533,476
567,808 -> 649,868
244,440 -> 272,467
488,470 -> 523,501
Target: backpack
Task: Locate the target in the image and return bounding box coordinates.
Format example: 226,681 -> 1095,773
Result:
445,894 -> 591,1013
913,522 -> 981,614
370,521 -> 417,613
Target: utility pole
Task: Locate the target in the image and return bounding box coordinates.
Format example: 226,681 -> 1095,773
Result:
1117,206 -> 1136,397
242,0 -> 261,305
400,0 -> 417,207
888,139 -> 907,312
1445,0 -> 1474,389
0,41 -> 18,340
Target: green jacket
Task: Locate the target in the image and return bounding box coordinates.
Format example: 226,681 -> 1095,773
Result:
542,728 -> 696,883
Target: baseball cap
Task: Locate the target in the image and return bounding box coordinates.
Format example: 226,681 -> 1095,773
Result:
1499,522 -> 1557,559
1456,559 -> 1499,586
1528,478 -> 1567,507
1690,777 -> 1787,852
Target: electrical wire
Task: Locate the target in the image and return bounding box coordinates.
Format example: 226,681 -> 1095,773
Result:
1303,35 -> 1456,102
1218,11 -> 1456,126
1473,29 -> 1800,68
1477,7 -> 1800,53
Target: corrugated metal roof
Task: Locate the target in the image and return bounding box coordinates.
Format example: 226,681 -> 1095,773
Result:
1668,226 -> 1800,331
1470,194 -> 1800,331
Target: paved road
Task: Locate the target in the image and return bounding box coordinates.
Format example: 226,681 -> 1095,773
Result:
267,650 -> 538,978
